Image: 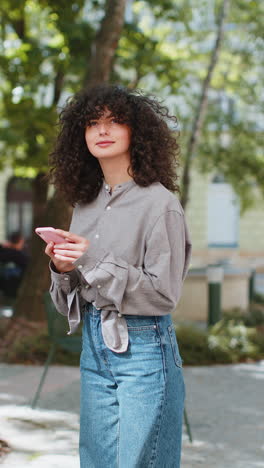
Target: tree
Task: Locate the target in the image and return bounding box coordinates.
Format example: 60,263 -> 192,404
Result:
114,0 -> 264,209
0,0 -> 127,320
87,0 -> 126,86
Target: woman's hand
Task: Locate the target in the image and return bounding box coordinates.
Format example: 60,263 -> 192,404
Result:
45,229 -> 90,273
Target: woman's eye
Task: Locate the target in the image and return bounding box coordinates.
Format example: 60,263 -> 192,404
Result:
89,121 -> 97,126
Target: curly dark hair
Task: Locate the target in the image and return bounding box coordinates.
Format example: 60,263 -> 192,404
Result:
49,84 -> 181,205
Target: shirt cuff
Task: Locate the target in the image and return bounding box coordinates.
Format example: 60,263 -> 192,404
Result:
49,260 -> 79,290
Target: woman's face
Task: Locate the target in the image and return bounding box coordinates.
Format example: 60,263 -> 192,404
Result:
85,108 -> 131,162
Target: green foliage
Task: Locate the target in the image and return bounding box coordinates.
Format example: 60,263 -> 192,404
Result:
116,0 -> 264,208
0,0 -> 99,170
176,325 -> 233,365
253,293 -> 264,305
0,0 -> 263,209
208,320 -> 259,362
250,330 -> 264,355
222,305 -> 264,327
175,306 -> 264,365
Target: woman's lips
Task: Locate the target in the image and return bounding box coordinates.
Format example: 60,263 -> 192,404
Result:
96,141 -> 114,147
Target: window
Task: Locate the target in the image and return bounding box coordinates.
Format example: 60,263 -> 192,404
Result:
208,175 -> 239,247
6,177 -> 33,240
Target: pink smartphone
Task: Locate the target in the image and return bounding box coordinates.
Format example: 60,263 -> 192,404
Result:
35,227 -> 65,244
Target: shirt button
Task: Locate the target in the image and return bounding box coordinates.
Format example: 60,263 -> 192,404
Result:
64,277 -> 69,281
78,265 -> 83,269
105,184 -> 109,190
97,284 -> 101,289
106,206 -> 111,211
95,234 -> 99,239
118,312 -> 122,317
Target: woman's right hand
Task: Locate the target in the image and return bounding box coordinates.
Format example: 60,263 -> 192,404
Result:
45,230 -> 90,273
45,241 -> 76,273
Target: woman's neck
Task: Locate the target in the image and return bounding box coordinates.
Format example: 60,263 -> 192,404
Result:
100,158 -> 133,190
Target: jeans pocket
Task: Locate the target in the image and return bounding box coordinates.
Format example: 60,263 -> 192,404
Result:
125,317 -> 160,345
167,324 -> 183,368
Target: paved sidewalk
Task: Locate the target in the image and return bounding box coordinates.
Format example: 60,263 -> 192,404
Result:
0,361 -> 263,467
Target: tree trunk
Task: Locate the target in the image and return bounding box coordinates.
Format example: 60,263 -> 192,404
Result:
32,173 -> 49,229
85,0 -> 126,86
180,0 -> 230,209
15,191 -> 72,321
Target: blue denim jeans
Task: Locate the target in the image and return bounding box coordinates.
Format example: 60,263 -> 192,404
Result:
79,303 -> 185,468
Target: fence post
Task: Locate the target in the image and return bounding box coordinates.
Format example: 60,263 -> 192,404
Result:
207,265 -> 224,327
248,269 -> 256,303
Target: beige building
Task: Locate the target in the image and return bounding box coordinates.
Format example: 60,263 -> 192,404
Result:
186,168 -> 264,268
179,168 -> 264,321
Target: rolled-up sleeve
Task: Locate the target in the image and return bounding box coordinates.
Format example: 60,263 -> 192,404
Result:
49,261 -> 81,316
73,210 -> 191,316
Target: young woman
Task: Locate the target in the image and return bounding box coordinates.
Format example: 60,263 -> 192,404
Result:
46,84 -> 192,468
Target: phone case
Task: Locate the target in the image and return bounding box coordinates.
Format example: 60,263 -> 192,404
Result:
35,227 -> 65,244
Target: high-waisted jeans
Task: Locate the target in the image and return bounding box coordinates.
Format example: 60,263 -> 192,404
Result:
79,303 -> 185,468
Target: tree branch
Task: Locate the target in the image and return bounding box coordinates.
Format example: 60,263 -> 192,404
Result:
180,0 -> 230,209
0,3 -> 26,40
85,0 -> 126,86
53,67 -> 65,106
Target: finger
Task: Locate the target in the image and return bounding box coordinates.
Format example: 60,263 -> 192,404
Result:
55,229 -> 86,243
45,242 -> 54,256
54,253 -> 77,262
53,249 -> 80,258
53,243 -> 82,250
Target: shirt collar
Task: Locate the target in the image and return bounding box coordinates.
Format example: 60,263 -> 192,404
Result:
103,178 -> 136,193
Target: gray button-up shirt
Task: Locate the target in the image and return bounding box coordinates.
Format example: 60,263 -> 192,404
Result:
49,179 -> 192,353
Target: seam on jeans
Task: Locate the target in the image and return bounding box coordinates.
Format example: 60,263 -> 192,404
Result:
127,325 -> 157,331
147,316 -> 167,467
117,414 -> 120,468
101,349 -> 119,384
148,378 -> 166,467
167,325 -> 183,368
155,317 -> 167,383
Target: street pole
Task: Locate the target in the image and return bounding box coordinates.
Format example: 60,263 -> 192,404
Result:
248,268 -> 256,303
207,265 -> 224,327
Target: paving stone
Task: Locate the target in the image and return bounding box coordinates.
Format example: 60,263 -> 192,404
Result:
0,362 -> 263,467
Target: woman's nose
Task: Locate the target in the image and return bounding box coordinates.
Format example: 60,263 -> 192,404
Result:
98,123 -> 109,135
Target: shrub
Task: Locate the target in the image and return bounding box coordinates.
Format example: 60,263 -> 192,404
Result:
175,313 -> 264,365
175,325 -> 232,365
250,329 -> 264,355
222,304 -> 264,327
253,292 -> 264,304
208,320 -> 260,362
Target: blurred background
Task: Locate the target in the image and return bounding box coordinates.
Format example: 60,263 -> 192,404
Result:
0,0 -> 264,344
0,1 -> 263,466
1,0 -> 264,347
